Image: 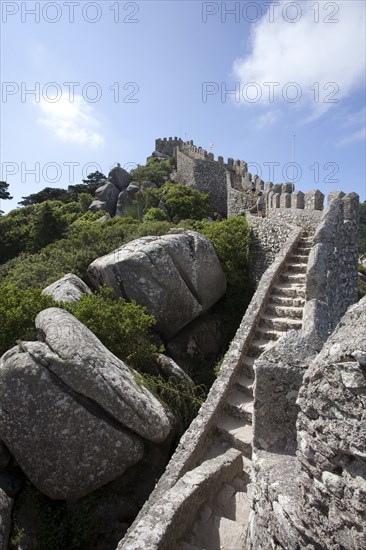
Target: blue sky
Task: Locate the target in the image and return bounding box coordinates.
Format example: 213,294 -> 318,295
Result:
1,0 -> 365,213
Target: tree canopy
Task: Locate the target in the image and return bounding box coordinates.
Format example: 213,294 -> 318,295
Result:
0,181 -> 12,201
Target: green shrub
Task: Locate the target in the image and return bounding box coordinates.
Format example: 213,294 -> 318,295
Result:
78,193 -> 94,212
138,373 -> 206,429
359,279 -> 366,300
143,207 -> 168,222
0,200 -> 83,264
65,287 -> 159,369
197,217 -> 251,286
0,283 -> 55,356
162,184 -> 209,221
141,183 -> 209,222
129,157 -> 175,186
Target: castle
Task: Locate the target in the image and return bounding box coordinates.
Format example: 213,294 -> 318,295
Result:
117,138 -> 363,549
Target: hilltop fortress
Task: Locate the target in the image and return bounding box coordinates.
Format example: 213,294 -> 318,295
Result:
156,136 -> 326,218
118,138 -> 363,549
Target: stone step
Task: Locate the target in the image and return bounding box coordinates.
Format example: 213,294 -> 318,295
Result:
247,338 -> 275,356
269,293 -> 305,307
280,272 -> 306,284
255,327 -> 287,341
296,245 -> 312,253
236,373 -> 254,395
210,482 -> 251,523
289,253 -> 309,263
240,356 -> 256,377
265,303 -> 303,319
259,315 -> 302,331
285,262 -> 308,273
188,505 -> 247,550
217,416 -> 252,457
226,389 -> 253,422
272,284 -> 306,299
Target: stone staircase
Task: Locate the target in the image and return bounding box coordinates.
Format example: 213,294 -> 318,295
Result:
176,233 -> 313,550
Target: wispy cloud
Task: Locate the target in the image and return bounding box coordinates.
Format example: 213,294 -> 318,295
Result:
337,127 -> 366,148
254,109 -> 280,129
36,94 -> 105,148
233,0 -> 365,119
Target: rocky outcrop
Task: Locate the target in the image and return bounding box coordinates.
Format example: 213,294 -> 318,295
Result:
94,182 -> 120,216
0,309 -> 173,500
115,184 -> 140,217
127,183 -> 139,195
108,165 -> 131,192
87,231 -> 226,339
156,354 -> 195,388
42,273 -> 92,303
115,190 -> 130,218
89,199 -> 108,214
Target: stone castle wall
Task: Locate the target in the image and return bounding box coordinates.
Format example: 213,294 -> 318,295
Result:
119,225 -> 302,549
135,138 -> 362,550
304,192 -> 359,348
247,214 -> 295,281
246,191 -> 361,550
175,141 -> 264,217
176,145 -> 228,216
155,137 -> 184,157
247,296 -> 366,550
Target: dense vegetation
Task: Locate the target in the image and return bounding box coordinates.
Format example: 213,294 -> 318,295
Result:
2,160 -> 254,549
0,163 -> 252,408
4,162 -> 364,548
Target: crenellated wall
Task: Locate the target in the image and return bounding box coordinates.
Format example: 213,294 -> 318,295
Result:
303,192 -> 359,348
266,184 -> 324,230
155,137 -> 184,157
175,141 -> 264,216
176,145 -> 228,216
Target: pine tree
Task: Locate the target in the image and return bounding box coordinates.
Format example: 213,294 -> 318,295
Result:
0,181 -> 12,200
30,202 -> 67,249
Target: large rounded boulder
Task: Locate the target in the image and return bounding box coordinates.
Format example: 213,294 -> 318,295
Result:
94,182 -> 120,216
87,230 -> 226,339
0,309 -> 172,500
42,273 -> 92,303
108,165 -> 131,192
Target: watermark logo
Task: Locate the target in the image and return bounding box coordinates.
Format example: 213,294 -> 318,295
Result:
201,81 -> 340,104
1,161 -> 137,184
243,161 -> 339,184
1,81 -> 140,103
201,2 -> 340,24
1,1 -> 140,24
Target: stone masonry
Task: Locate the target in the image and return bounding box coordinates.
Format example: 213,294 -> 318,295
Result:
117,139 -> 361,550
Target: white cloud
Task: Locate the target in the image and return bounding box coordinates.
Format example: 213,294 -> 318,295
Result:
255,109 -> 280,129
233,0 -> 366,117
335,107 -> 366,146
36,94 -> 105,148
